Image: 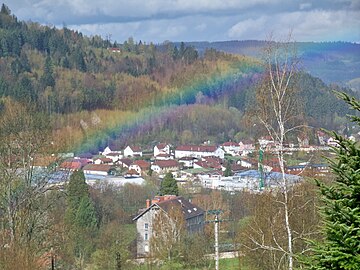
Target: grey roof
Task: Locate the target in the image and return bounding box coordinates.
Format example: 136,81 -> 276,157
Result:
133,196 -> 204,221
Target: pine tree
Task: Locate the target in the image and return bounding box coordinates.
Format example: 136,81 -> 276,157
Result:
224,161 -> 232,177
65,170 -> 98,262
41,56 -> 55,87
66,170 -> 89,212
308,92 -> 360,269
0,4 -> 11,15
160,172 -> 179,196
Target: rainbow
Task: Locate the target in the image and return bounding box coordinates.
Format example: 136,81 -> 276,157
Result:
74,60 -> 262,154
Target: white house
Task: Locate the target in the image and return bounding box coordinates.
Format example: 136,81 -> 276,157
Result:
94,157 -> 113,165
151,160 -> 180,174
154,143 -> 171,157
178,156 -> 196,168
129,160 -> 151,174
175,145 -> 225,159
102,145 -> 122,156
124,146 -> 143,157
238,159 -> 253,168
83,164 -> 113,176
327,137 -> 339,147
105,152 -> 123,163
239,140 -> 255,156
221,142 -> 240,155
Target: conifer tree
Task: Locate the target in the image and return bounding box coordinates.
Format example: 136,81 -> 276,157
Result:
308,92 -> 360,269
160,172 -> 179,196
65,170 -> 98,263
41,56 -> 55,87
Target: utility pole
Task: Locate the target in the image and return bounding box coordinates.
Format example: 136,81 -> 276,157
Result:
207,209 -> 223,270
214,214 -> 219,270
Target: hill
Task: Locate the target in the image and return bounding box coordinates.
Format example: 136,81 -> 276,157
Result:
182,40 -> 360,91
0,4 -> 357,153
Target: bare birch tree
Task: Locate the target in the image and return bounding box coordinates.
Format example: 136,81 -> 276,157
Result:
0,98 -> 57,268
243,34 -> 308,270
150,206 -> 185,262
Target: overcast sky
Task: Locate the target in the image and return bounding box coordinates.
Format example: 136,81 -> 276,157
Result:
6,0 -> 360,44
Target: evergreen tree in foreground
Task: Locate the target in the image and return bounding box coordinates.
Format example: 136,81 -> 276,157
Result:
65,170 -> 98,262
308,92 -> 360,269
160,172 -> 179,196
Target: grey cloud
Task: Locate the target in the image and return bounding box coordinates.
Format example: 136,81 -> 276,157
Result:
6,0 -> 360,42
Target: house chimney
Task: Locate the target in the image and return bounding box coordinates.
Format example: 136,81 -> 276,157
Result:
146,199 -> 150,208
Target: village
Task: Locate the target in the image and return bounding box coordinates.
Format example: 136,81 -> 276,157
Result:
40,129 -> 344,194
27,127 -> 357,260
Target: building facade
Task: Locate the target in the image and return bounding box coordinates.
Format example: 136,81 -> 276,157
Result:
133,195 -> 205,257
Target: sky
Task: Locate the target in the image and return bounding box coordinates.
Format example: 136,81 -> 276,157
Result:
6,0 -> 360,44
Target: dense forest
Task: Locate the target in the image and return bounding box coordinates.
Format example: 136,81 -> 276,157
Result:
0,4 -> 356,152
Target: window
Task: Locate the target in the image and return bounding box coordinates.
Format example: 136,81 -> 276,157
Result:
144,223 -> 148,230
144,233 -> 148,241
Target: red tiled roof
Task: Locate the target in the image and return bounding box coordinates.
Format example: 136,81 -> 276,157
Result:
106,152 -> 121,156
176,145 -> 217,152
129,146 -> 141,152
98,157 -> 112,163
133,159 -> 150,169
127,169 -> 139,175
194,161 -> 211,168
154,160 -> 179,168
83,164 -> 112,172
240,140 -> 254,145
59,160 -> 83,170
156,143 -> 168,150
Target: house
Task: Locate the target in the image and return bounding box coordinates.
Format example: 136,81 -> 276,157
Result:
83,164 -> 114,176
154,153 -> 173,160
178,156 -> 196,168
327,137 -> 338,147
221,142 -> 240,155
118,158 -> 133,168
237,158 -> 254,168
124,146 -> 143,157
102,145 -> 122,156
76,153 -> 93,160
129,160 -> 151,175
175,145 -> 225,159
193,157 -> 222,170
59,159 -> 90,171
154,143 -> 171,157
239,140 -> 255,155
125,169 -> 141,178
151,160 -> 180,174
133,195 -> 204,257
93,157 -> 113,165
105,152 -> 123,163
258,137 -> 276,149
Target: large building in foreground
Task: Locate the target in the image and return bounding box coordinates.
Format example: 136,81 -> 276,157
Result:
133,195 -> 204,257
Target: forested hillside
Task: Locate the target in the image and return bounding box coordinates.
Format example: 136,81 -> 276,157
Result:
0,4 -> 356,152
184,40 -> 360,91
